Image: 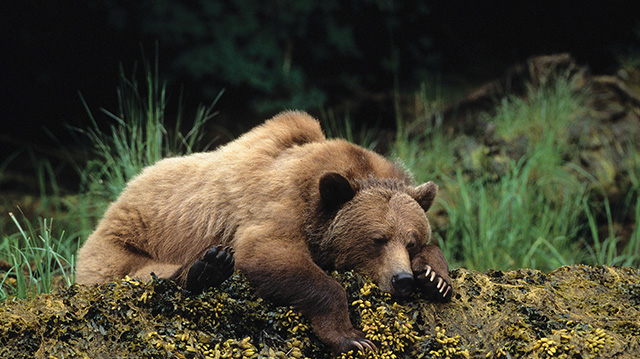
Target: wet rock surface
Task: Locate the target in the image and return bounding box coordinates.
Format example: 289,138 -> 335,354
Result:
1,265 -> 639,358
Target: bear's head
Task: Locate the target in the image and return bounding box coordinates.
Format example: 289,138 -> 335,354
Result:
318,172 -> 438,297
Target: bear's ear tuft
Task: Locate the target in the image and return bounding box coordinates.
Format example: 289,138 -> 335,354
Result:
413,181 -> 438,212
319,172 -> 355,211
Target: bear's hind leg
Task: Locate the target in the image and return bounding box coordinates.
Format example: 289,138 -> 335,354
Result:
128,246 -> 234,293
180,245 -> 235,294
76,236 -> 154,285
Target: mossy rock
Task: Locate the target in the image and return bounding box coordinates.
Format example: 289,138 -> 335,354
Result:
1,265 -> 639,358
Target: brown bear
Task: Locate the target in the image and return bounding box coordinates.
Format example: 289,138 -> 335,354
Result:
76,111 -> 452,353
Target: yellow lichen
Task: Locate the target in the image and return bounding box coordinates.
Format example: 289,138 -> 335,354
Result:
427,326 -> 470,359
2,266 -> 639,358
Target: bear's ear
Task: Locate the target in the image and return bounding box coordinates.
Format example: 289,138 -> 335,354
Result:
319,172 -> 356,211
413,181 -> 438,212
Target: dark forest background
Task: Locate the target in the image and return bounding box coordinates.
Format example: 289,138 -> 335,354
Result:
2,1 -> 639,167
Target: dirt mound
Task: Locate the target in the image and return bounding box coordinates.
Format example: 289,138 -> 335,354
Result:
1,265 -> 638,358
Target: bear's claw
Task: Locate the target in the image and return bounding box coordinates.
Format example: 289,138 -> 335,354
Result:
185,245 -> 235,294
415,264 -> 452,302
348,337 -> 377,354
332,330 -> 377,354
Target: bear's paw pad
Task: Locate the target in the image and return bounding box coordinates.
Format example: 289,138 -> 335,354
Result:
186,245 -> 235,294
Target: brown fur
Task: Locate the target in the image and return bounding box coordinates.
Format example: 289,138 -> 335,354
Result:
76,111 -> 451,352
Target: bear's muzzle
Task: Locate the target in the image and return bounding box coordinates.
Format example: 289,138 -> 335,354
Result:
392,272 -> 414,297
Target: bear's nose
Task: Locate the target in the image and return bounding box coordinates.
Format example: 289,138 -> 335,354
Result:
392,272 -> 414,296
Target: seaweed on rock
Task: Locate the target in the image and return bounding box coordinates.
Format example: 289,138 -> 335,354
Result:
1,265 -> 639,358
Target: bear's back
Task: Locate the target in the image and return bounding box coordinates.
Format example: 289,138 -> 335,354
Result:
116,111 -> 325,210
91,111 -> 412,256
215,110 -> 325,162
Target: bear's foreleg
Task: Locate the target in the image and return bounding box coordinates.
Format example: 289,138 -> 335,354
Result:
411,244 -> 452,301
236,240 -> 376,353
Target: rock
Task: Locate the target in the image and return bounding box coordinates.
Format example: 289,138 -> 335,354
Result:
412,53 -> 587,135
410,53 -> 640,208
1,265 -> 638,358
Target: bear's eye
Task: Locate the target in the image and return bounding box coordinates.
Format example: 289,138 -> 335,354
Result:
372,237 -> 388,245
406,240 -> 417,250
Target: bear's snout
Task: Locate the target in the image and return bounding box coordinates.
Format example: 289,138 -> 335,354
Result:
391,272 -> 414,297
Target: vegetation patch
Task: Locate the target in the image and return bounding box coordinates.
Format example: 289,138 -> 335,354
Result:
1,265 -> 638,358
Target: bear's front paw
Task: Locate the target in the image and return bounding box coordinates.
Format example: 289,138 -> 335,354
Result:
185,245 -> 235,294
415,265 -> 452,302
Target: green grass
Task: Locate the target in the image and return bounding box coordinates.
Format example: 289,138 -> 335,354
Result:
392,118 -> 458,182
1,60 -> 220,300
320,109 -> 380,150
79,59 -> 220,201
583,192 -> 640,268
488,72 -> 584,144
0,213 -> 74,301
394,71 -> 640,272
437,158 -> 587,271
